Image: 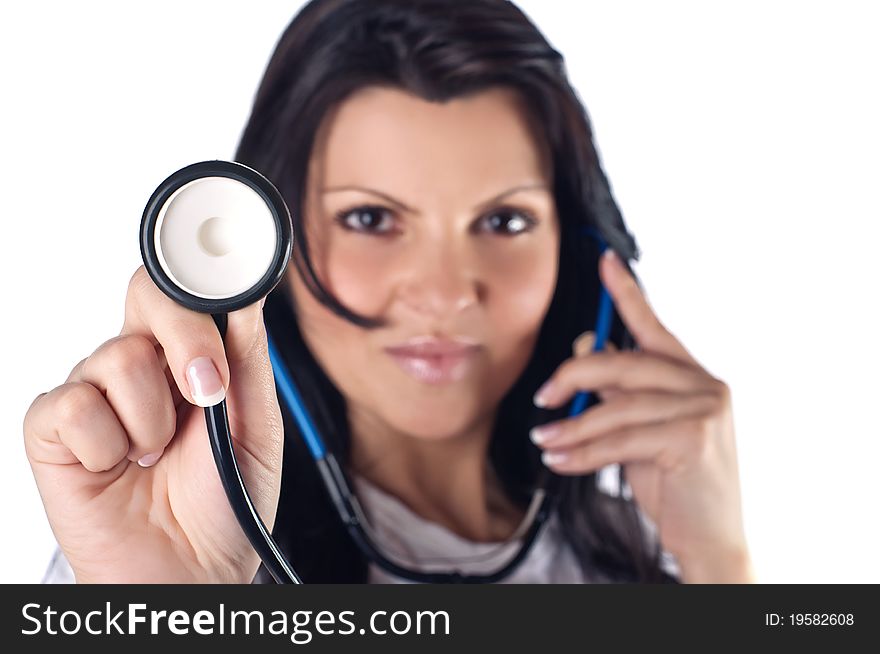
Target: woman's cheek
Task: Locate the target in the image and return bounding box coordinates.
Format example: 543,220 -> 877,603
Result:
285,233 -> 390,364
482,241 -> 558,341
323,237 -> 400,316
442,240 -> 553,400
292,243 -> 393,389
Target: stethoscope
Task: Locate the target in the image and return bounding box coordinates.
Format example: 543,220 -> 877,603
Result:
140,160 -> 615,584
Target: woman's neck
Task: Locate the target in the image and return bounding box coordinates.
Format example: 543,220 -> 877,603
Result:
347,406 -> 524,543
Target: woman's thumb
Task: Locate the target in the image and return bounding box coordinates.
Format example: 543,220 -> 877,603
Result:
222,301 -> 272,369
213,300 -> 283,466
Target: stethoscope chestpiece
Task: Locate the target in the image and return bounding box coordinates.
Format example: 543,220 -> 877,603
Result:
140,160 -> 292,314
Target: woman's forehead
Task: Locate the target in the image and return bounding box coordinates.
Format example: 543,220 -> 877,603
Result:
309,85 -> 552,200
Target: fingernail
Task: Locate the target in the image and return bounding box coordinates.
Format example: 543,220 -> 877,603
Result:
604,248 -> 618,264
530,424 -> 562,445
186,357 -> 225,407
534,380 -> 556,407
573,331 -> 596,357
542,451 -> 568,466
137,450 -> 163,468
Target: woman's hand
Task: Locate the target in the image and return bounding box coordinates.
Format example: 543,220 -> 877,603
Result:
530,250 -> 754,583
23,266 -> 284,583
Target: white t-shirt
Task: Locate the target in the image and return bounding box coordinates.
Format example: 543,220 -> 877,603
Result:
41,467 -> 679,583
350,475 -> 588,583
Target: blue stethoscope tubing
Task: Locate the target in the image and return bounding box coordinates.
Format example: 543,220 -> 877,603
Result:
569,285 -> 613,415
569,230 -> 614,416
268,333 -> 327,460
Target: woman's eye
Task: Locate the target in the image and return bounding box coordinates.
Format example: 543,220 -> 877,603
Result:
478,209 -> 537,235
336,206 -> 395,234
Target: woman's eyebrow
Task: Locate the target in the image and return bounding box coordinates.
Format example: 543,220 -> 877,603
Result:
320,183 -> 550,215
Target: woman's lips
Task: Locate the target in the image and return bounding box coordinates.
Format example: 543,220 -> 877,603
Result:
383,338 -> 481,384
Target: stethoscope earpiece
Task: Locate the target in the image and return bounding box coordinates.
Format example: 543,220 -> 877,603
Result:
140,160 -> 292,314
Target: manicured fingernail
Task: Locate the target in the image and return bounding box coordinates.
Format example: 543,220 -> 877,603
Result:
530,424 -> 562,445
542,451 -> 568,466
604,248 -> 618,264
533,380 -> 555,407
138,450 -> 163,468
573,331 -> 596,357
186,356 -> 225,407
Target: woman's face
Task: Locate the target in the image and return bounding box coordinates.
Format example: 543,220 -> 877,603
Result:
288,85 -> 559,440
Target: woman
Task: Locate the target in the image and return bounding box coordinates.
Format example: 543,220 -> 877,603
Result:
27,0 -> 753,584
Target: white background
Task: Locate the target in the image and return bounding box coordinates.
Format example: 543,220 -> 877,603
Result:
1,1 -> 877,583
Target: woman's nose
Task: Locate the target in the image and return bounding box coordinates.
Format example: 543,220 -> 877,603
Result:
396,240 -> 481,320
